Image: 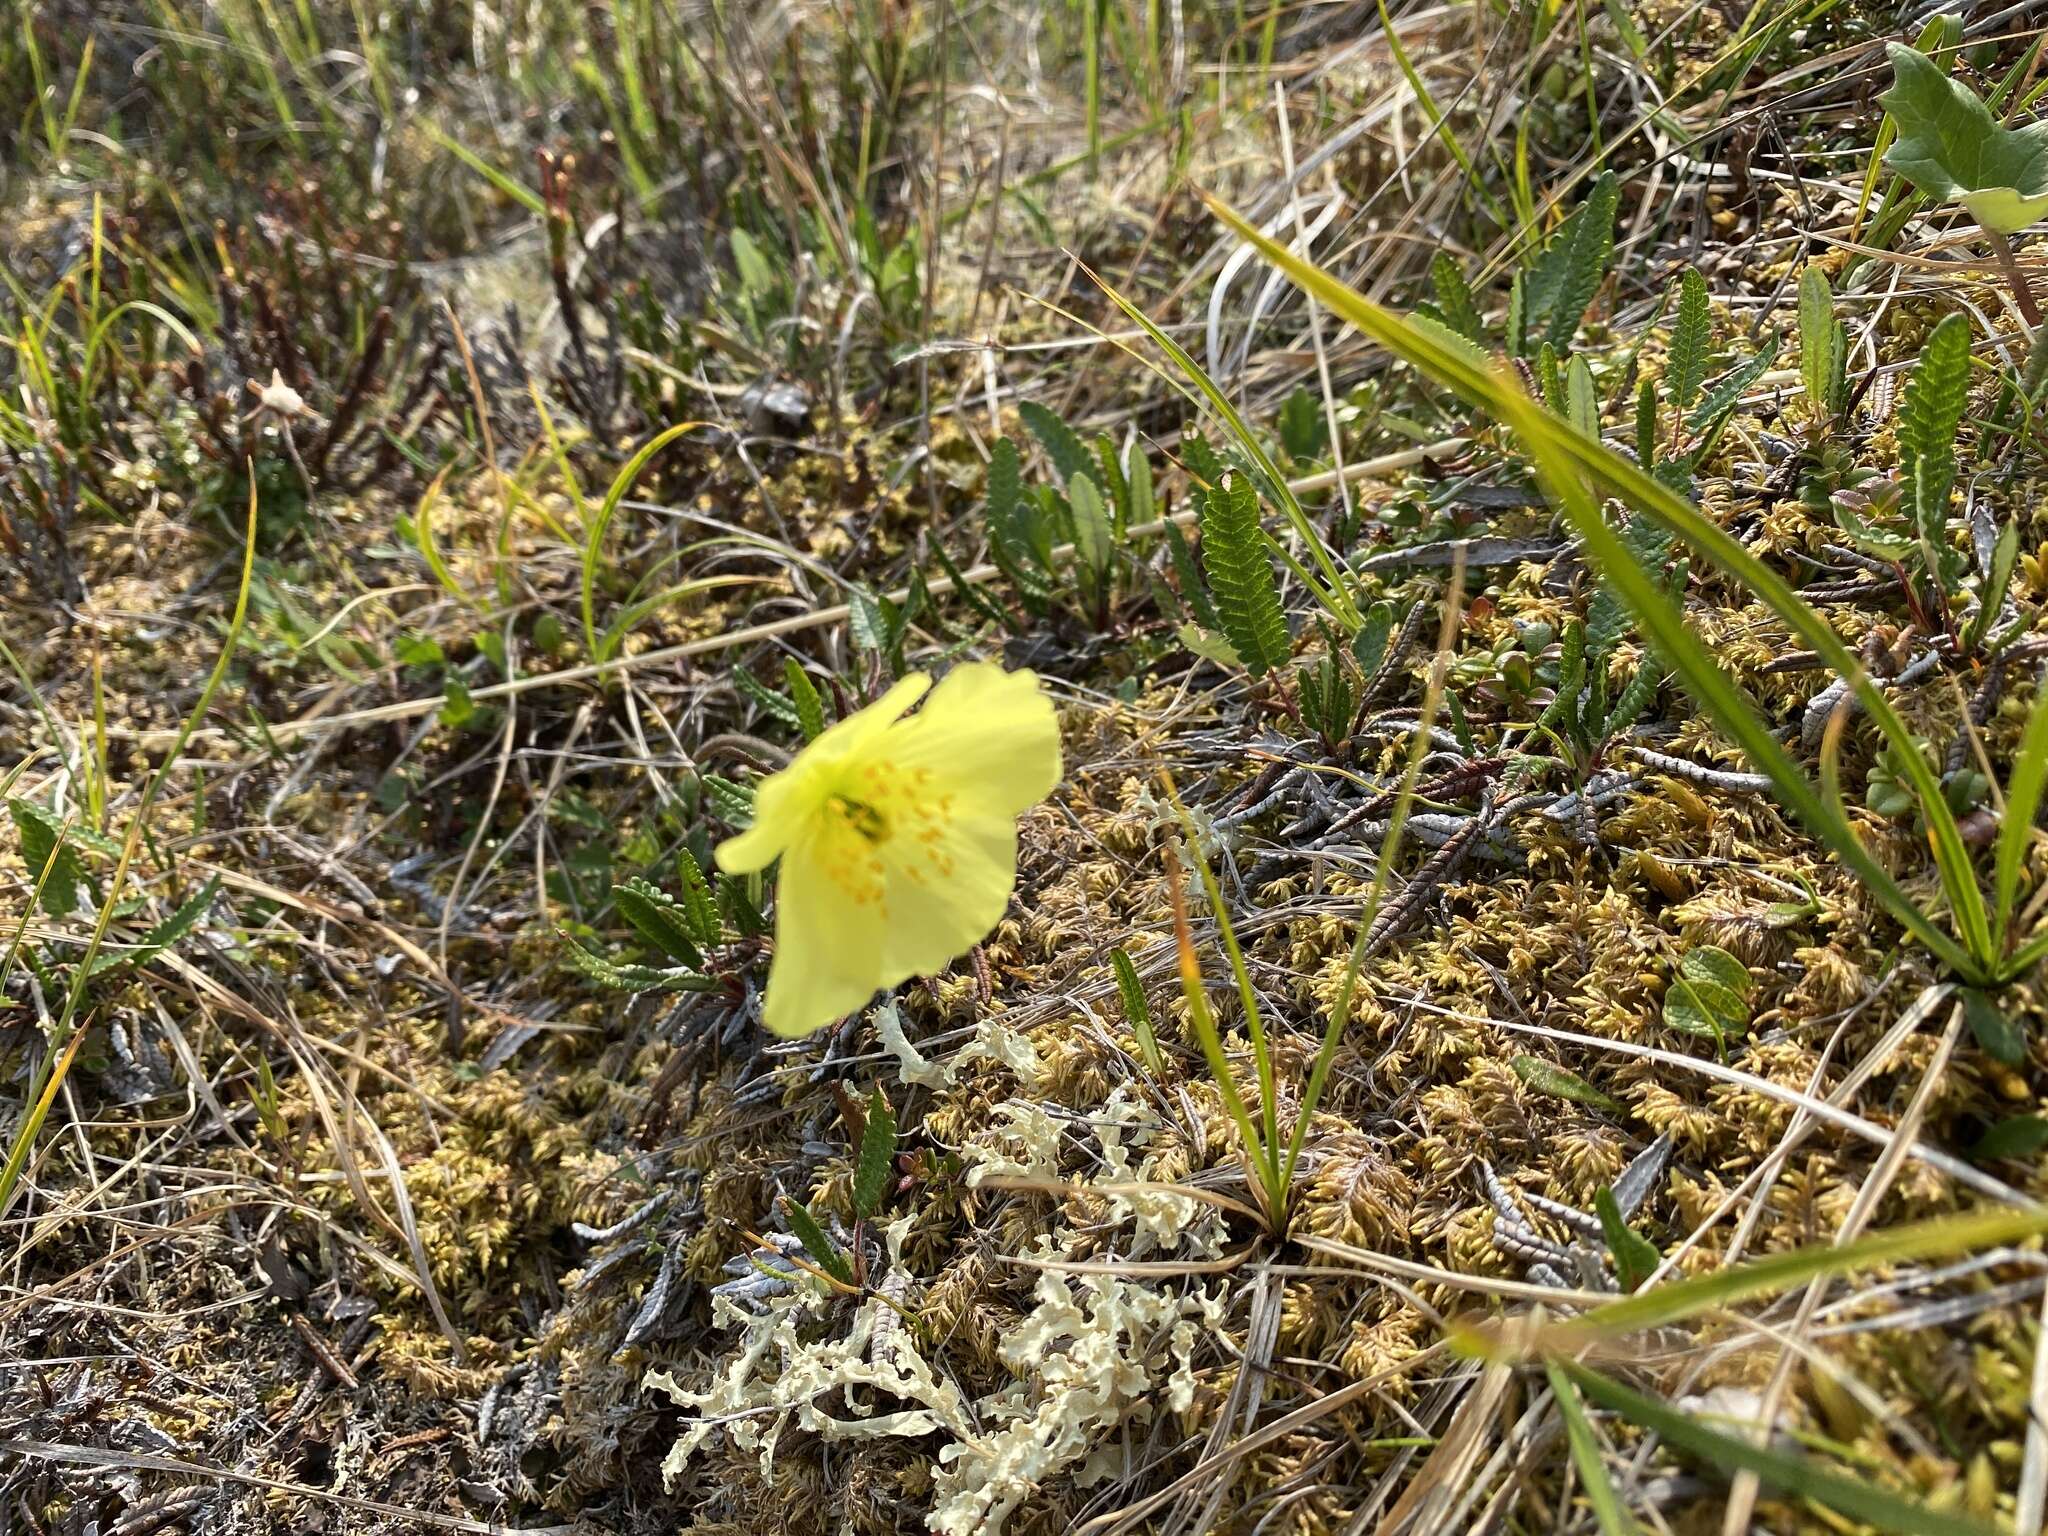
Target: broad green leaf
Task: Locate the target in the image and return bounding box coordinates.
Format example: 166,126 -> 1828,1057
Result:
1962,988 -> 2025,1065
1972,1114 -> 2048,1161
1681,944 -> 1753,999
1882,42 -> 2048,232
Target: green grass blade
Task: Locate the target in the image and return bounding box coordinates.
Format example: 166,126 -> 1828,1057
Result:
1994,675 -> 2048,949
1202,192 -> 1992,982
1545,1363 -> 1636,1536
1556,1361 -> 2000,1536
581,422 -> 714,663
1084,265 -> 1360,629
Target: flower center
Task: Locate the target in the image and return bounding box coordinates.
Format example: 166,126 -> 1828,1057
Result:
828,794 -> 890,843
813,757 -> 960,913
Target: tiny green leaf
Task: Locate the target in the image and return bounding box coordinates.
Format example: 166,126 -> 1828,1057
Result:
1962,987 -> 2026,1065
1595,1186 -> 1660,1293
1512,1054 -> 1623,1113
1971,1114 -> 2048,1161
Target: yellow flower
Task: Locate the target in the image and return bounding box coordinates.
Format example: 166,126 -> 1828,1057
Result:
717,662 -> 1060,1037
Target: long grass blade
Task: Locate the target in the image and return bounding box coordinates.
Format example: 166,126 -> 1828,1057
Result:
1202,192 -> 1994,981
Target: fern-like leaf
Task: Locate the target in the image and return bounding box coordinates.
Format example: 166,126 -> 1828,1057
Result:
1018,400 -> 1094,487
1430,251 -> 1485,343
1898,311 -> 1973,546
1664,269 -> 1711,414
783,658 -> 827,742
1527,170 -> 1620,352
675,848 -> 722,949
1198,475 -> 1291,677
86,875 -> 223,979
1798,266 -> 1842,422
851,1088 -> 898,1220
615,877 -> 705,967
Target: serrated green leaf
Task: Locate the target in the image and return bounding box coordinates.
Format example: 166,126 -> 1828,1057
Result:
1180,424 -> 1225,486
1351,602 -> 1395,677
1664,269 -> 1711,414
848,584 -> 903,660
1511,1053 -> 1623,1113
733,666 -> 801,732
1898,312 -> 1973,547
674,848 -> 722,947
1093,433 -> 1131,531
1163,518 -> 1221,630
1566,355 -> 1599,438
1430,251 -> 1485,343
1686,336 -> 1781,441
11,800 -> 81,918
1110,947 -> 1165,1076
1018,400 -> 1095,487
852,1088 -> 898,1220
1527,170 -> 1620,351
1198,475 -> 1292,677
718,871 -> 768,937
1634,377 -> 1658,468
86,875 -> 223,979
1798,266 -> 1840,420
701,774 -> 756,829
1127,444 -> 1154,528
784,659 -> 827,742
1278,387 -> 1329,461
1882,41 -> 2048,233
1069,473 -> 1114,589
780,1195 -> 854,1285
558,930 -> 711,992
615,877 -> 705,967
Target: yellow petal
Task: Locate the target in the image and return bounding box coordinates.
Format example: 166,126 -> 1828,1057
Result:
888,662 -> 1060,814
759,820 -> 889,1036
715,672 -> 932,874
875,810 -> 1019,979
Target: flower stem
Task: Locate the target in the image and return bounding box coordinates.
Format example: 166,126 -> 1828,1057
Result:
1985,225 -> 2044,331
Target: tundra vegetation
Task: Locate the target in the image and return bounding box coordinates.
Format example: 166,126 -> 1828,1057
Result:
8,4 -> 2048,1535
